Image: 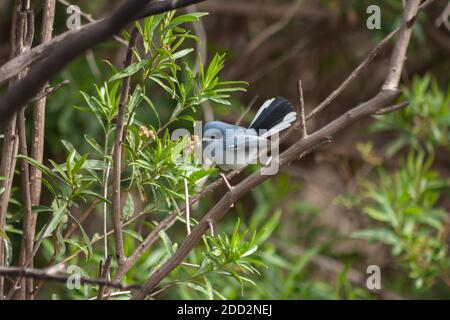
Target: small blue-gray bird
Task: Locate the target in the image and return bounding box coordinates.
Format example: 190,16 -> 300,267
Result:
202,97 -> 297,171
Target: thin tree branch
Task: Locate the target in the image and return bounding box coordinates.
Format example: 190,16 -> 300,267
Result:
63,199 -> 100,240
17,107 -> 34,300
57,0 -> 128,45
1,0 -> 31,300
112,27 -> 139,265
97,256 -> 113,300
28,79 -> 68,105
17,11 -> 36,299
382,0 -> 422,91
184,178 -> 191,235
235,95 -> 259,126
195,1 -> 329,20
306,27 -> 399,121
0,1 -> 23,298
227,0 -> 303,78
434,0 -> 450,31
0,266 -> 141,290
375,100 -> 409,115
297,80 -> 307,138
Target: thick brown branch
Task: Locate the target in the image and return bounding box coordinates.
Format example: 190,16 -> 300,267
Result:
0,0 -> 207,127
1,0 -> 32,300
382,0 -> 422,91
0,0 -> 207,88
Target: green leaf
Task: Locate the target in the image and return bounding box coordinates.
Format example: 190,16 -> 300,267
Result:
163,12 -> 209,32
79,190 -> 112,205
363,207 -> 391,222
241,245 -> 258,258
109,60 -> 148,82
40,201 -> 68,240
17,155 -> 58,180
84,135 -> 104,155
122,193 -> 135,221
351,228 -> 399,246
73,153 -> 89,174
159,230 -> 176,255
84,160 -> 109,171
67,213 -> 93,261
172,48 -> 194,60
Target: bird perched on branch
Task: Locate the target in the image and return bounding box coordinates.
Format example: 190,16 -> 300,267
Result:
202,97 -> 297,171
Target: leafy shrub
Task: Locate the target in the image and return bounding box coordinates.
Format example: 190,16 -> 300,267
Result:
371,75 -> 450,156
352,152 -> 450,289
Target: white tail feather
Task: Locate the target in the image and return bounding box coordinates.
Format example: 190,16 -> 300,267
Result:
259,112 -> 297,138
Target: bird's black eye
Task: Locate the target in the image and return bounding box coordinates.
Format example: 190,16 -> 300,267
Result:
210,135 -> 216,140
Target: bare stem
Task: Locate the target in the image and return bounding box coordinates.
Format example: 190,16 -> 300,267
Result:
0,266 -> 140,290
297,80 -> 307,138
112,27 -> 139,265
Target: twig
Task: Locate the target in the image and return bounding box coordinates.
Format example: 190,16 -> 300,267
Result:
0,117 -> 18,298
26,8 -> 57,299
375,101 -> 409,115
297,80 -> 307,138
63,199 -> 100,240
195,1 -> 329,20
227,0 -> 302,78
28,80 -> 69,104
305,0 -> 432,121
235,95 -> 259,126
0,266 -> 141,290
0,0 -> 27,298
97,256 -> 113,300
306,27 -> 400,121
208,220 -> 214,237
112,27 -> 139,265
435,0 -> 450,31
57,0 -> 128,45
220,173 -> 234,192
184,178 -> 191,235
17,107 -> 34,299
8,0 -> 33,301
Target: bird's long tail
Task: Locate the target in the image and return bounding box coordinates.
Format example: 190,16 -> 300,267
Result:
249,97 -> 297,138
